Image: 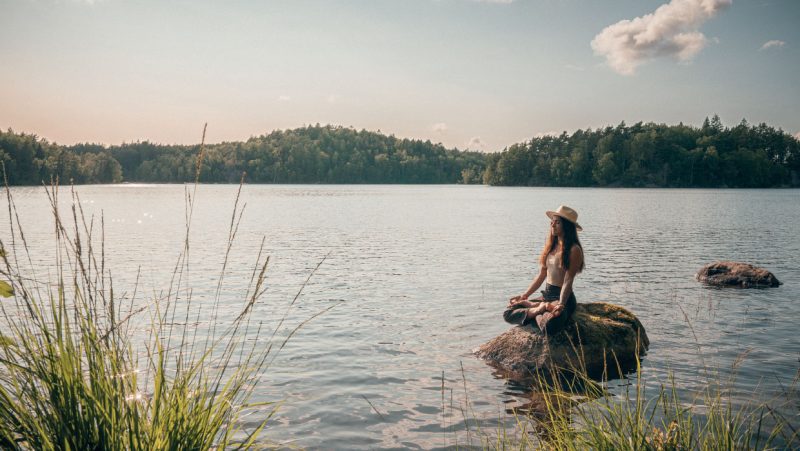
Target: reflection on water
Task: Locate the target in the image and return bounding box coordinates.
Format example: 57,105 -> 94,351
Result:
3,185 -> 799,449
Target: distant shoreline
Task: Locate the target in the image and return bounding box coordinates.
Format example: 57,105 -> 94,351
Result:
3,121 -> 799,188
6,182 -> 799,190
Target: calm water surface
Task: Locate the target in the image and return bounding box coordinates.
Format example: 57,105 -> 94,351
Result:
4,185 -> 799,449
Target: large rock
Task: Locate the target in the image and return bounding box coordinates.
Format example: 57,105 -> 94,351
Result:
697,261 -> 781,288
475,303 -> 648,381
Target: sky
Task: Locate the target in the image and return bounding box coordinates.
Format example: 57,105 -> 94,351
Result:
1,0 -> 798,151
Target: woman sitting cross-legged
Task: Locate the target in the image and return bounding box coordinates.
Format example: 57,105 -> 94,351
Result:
504,205 -> 585,336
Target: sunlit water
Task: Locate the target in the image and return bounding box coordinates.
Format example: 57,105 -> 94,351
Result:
3,185 -> 799,449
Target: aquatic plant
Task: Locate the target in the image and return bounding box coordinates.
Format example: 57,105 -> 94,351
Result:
0,128 -> 321,449
0,176 -> 280,449
527,362 -> 797,450
452,342 -> 799,450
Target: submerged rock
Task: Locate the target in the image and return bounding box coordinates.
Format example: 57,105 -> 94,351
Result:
696,261 -> 781,288
475,303 -> 648,381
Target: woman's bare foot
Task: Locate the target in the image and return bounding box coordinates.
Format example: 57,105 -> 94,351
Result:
527,303 -> 547,317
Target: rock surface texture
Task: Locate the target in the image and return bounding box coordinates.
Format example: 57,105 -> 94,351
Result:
697,261 -> 781,288
475,302 -> 648,381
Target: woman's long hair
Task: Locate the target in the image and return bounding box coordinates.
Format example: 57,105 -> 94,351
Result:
539,218 -> 585,272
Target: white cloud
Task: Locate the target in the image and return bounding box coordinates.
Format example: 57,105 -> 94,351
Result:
466,136 -> 485,150
432,123 -> 448,133
327,94 -> 339,104
760,40 -> 786,51
591,0 -> 732,75
277,95 -> 291,102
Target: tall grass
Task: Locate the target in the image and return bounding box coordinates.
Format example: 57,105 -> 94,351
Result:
453,349 -> 798,450
0,137 -> 312,448
530,362 -> 797,450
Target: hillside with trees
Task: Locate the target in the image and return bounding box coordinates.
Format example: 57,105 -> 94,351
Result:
483,116 -> 799,188
0,130 -> 123,185
1,118 -> 798,187
1,125 -> 486,185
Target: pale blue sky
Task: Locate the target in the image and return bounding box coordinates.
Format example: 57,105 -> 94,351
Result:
1,0 -> 798,151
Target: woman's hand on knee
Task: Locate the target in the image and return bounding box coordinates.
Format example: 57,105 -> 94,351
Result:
508,294 -> 529,305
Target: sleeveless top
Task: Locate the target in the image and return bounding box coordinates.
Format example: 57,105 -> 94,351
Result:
546,248 -> 567,286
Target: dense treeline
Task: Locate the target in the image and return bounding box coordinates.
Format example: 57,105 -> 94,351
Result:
484,116 -> 800,188
0,131 -> 123,185
1,125 -> 485,185
2,118 -> 799,187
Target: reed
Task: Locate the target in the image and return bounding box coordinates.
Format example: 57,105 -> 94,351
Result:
449,347 -> 798,450
0,130 -> 313,449
0,178 -> 280,449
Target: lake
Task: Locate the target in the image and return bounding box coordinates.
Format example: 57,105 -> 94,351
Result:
3,184 -> 799,449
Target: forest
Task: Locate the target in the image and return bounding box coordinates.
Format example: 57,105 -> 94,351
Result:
0,125 -> 485,185
483,116 -> 800,188
1,118 -> 798,187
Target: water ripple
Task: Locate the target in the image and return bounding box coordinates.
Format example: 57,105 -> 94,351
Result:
3,185 -> 799,449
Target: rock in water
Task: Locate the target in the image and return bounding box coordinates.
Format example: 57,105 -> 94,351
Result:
696,261 -> 781,288
475,303 -> 648,381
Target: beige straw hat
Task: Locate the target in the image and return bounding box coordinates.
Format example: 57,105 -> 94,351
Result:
545,205 -> 583,231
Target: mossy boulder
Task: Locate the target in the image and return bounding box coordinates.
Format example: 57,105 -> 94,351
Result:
697,261 -> 781,288
475,303 -> 648,381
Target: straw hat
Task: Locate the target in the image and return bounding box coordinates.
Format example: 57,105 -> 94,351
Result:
545,205 -> 583,231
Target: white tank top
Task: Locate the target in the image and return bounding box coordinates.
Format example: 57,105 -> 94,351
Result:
546,248 -> 566,286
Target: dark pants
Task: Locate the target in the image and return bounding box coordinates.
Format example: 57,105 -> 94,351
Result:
503,283 -> 576,335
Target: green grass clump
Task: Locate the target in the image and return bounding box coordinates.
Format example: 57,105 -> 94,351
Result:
539,369 -> 796,450
0,179 -> 278,449
457,359 -> 798,450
